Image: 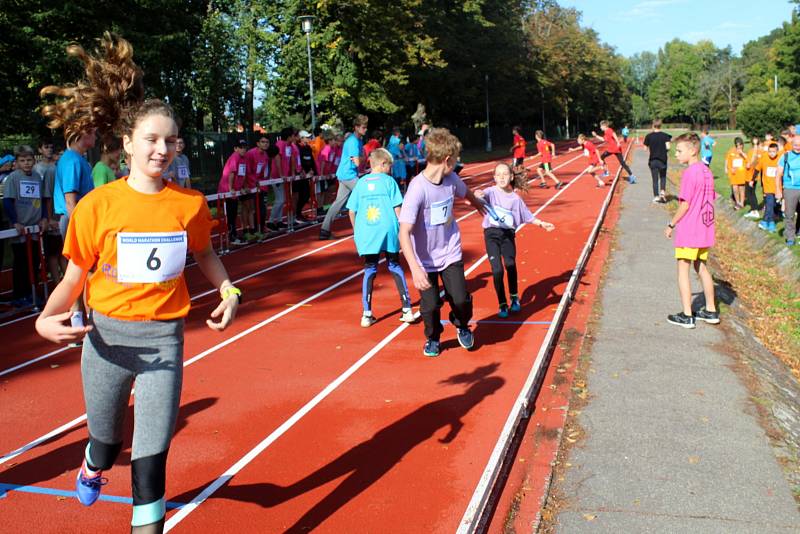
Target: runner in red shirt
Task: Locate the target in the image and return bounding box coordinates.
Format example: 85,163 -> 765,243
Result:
570,134 -> 606,187
510,126 -> 526,167
592,120 -> 637,183
534,130 -> 564,189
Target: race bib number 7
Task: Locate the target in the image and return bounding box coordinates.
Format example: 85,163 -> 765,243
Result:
429,196 -> 454,226
117,231 -> 187,283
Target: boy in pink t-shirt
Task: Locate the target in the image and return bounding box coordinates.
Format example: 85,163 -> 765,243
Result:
664,132 -> 719,329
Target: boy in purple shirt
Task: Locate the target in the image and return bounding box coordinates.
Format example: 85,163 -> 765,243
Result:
664,132 -> 720,329
398,128 -> 487,357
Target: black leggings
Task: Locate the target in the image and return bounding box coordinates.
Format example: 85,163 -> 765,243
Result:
484,227 -> 517,306
225,198 -> 239,237
601,151 -> 633,177
649,162 -> 667,197
745,178 -> 759,211
419,261 -> 472,341
295,178 -> 311,217
11,241 -> 41,300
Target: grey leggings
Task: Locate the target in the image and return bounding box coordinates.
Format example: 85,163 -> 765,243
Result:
321,178 -> 357,232
82,311 -> 183,527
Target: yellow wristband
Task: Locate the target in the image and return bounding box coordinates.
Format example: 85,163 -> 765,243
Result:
222,286 -> 242,302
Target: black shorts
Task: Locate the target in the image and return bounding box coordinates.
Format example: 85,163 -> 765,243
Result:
540,162 -> 552,173
512,157 -> 524,167
44,232 -> 63,258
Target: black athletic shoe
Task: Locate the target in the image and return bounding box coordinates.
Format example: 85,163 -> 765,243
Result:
695,308 -> 720,324
667,312 -> 695,329
319,229 -> 333,240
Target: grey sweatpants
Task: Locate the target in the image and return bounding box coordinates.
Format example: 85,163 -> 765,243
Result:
321,178 -> 357,232
81,311 -> 183,524
783,188 -> 800,242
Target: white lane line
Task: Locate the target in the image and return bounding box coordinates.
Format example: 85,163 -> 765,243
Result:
0,150 -> 587,466
0,238 -> 352,378
161,152 -> 589,531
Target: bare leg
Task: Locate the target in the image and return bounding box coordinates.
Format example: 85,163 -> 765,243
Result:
677,259 -> 693,315
695,260 -> 717,312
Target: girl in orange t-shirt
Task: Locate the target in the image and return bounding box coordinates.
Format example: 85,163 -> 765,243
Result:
35,34 -> 240,533
725,137 -> 748,208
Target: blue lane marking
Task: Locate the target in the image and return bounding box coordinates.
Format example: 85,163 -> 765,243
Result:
440,319 -> 551,326
0,483 -> 186,509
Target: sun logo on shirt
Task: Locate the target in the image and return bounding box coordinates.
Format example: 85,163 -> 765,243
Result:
366,205 -> 381,223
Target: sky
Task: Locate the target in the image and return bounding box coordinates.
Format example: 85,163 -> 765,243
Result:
558,0 -> 797,57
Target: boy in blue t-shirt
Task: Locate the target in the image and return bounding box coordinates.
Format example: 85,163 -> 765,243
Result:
700,129 -> 715,166
776,135 -> 800,245
346,148 -> 413,327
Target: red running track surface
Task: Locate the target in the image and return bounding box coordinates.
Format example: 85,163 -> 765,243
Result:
0,146 -> 624,533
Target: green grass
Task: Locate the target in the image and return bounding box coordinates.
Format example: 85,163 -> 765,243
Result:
659,132 -> 800,261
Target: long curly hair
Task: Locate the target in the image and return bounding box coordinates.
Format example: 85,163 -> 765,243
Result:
40,32 -> 174,145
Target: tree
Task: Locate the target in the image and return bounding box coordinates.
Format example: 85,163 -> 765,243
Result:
649,39 -> 705,124
736,89 -> 800,138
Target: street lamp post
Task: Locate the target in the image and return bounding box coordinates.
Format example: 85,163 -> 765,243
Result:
485,74 -> 492,152
299,15 -> 316,132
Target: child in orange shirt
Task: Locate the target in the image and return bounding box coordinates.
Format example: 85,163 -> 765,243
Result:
757,142 -> 781,232
743,136 -> 762,219
36,34 -> 240,533
725,137 -> 748,209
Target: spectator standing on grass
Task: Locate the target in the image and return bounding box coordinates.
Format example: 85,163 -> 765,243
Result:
700,128 -> 715,166
3,145 -> 47,308
643,119 -> 672,203
743,137 -> 762,219
776,135 -> 800,246
757,142 -> 781,233
664,132 -> 719,329
725,138 -> 748,210
319,114 -> 368,240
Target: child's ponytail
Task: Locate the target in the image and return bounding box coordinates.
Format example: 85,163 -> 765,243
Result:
40,32 -> 153,144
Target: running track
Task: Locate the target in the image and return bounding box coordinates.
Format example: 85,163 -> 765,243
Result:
0,145 -> 627,532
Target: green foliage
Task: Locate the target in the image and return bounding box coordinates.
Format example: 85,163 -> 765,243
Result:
736,89 -> 800,138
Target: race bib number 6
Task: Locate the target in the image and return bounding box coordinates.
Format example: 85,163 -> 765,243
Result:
117,231 -> 187,283
489,205 -> 514,228
430,196 -> 454,226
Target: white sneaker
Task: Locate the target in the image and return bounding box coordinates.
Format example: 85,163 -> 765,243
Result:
361,314 -> 376,328
744,210 -> 760,219
399,308 -> 415,323
652,196 -> 661,204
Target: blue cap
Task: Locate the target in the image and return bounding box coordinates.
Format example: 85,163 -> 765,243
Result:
0,155 -> 15,166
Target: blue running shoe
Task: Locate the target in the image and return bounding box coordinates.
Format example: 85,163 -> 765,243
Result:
423,339 -> 440,357
76,462 -> 107,506
510,297 -> 521,313
758,220 -> 769,231
788,240 -> 796,246
498,305 -> 509,318
768,221 -> 777,233
457,328 -> 475,350
628,175 -> 637,184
